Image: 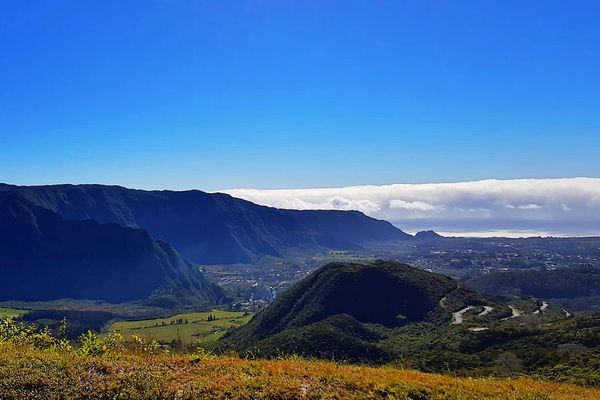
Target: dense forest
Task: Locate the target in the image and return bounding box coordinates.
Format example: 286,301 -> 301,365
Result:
468,265 -> 600,311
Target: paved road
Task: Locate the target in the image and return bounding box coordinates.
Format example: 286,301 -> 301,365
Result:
478,306 -> 494,316
452,306 -> 475,324
501,305 -> 522,320
534,301 -> 549,314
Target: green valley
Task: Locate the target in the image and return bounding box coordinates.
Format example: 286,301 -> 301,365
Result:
0,308 -> 27,318
109,310 -> 252,344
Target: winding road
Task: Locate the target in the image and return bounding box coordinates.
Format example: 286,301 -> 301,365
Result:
478,306 -> 494,316
533,301 -> 549,314
452,306 -> 475,324
501,305 -> 522,320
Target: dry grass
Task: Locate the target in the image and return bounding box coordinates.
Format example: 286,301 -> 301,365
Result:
1,344 -> 599,399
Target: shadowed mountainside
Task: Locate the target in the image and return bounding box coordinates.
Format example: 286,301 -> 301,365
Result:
0,195 -> 225,304
0,184 -> 410,264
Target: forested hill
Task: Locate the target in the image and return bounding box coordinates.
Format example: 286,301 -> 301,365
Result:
0,183 -> 410,264
222,260 -> 493,360
223,261 -> 600,382
0,195 -> 225,304
468,265 -> 600,311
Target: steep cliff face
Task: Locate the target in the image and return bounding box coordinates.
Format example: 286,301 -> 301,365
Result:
0,195 -> 225,303
2,184 -> 411,264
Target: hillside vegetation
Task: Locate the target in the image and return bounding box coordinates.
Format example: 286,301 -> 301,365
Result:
0,339 -> 598,399
468,265 -> 600,311
222,261 -> 600,385
223,261 -> 499,361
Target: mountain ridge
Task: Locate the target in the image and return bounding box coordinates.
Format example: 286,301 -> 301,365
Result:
0,183 -> 411,264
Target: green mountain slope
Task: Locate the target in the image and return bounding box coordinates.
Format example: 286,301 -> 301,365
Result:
222,260 -> 493,360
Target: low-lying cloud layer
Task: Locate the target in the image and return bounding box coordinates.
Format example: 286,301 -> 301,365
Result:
222,178 -> 600,237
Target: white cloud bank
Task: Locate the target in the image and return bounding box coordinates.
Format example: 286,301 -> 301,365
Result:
221,178 -> 600,237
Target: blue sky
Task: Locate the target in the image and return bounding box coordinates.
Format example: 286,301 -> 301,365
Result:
1,1 -> 599,190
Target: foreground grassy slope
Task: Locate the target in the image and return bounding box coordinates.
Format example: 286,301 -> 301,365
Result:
1,345 -> 598,400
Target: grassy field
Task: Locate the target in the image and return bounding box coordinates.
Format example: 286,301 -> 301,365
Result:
0,307 -> 27,318
1,344 -> 599,400
109,309 -> 252,344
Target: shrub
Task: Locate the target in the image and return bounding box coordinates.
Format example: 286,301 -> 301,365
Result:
130,334 -> 160,355
0,317 -> 71,351
78,330 -> 123,356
